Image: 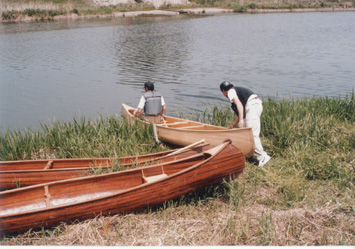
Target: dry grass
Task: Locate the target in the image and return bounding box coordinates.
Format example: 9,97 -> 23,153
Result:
1,164 -> 354,246
0,0 -> 82,12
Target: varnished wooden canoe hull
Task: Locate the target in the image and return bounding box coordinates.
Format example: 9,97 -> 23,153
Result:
121,104 -> 255,157
0,141 -> 245,235
0,144 -> 210,190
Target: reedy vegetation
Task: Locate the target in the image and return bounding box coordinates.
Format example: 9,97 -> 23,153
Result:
1,0 -> 355,21
0,94 -> 354,245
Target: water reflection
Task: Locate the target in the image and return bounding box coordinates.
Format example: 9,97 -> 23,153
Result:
112,18 -> 191,88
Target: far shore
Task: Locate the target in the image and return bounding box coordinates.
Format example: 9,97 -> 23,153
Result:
2,6 -> 355,23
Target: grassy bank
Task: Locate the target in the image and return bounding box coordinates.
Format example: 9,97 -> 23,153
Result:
0,0 -> 156,21
0,94 -> 354,245
1,0 -> 355,22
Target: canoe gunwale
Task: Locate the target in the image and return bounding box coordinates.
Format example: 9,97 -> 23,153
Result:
160,125 -> 252,133
0,147 -> 182,167
0,167 -> 94,173
0,143 -> 208,172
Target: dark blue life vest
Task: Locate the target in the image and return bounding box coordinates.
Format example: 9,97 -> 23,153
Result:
230,87 -> 254,118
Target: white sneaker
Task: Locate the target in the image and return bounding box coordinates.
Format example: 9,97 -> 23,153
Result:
258,155 -> 271,167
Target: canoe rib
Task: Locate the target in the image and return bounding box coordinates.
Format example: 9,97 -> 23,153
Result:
0,141 -> 245,235
121,103 -> 255,157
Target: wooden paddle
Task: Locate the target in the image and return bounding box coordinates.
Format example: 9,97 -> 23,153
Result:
165,139 -> 206,156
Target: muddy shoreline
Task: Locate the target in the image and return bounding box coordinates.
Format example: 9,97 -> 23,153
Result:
2,7 -> 355,23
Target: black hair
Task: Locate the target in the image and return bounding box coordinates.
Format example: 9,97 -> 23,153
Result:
144,81 -> 155,91
220,81 -> 234,92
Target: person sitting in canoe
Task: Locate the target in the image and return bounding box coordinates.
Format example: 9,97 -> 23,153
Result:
220,81 -> 271,167
134,81 -> 167,123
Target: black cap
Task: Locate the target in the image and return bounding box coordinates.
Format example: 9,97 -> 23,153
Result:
220,81 -> 234,92
144,81 -> 154,91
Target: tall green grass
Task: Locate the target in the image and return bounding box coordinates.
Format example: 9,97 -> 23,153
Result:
181,93 -> 355,188
0,115 -> 168,161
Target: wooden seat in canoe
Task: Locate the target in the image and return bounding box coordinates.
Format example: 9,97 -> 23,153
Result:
143,173 -> 168,183
142,165 -> 167,183
166,121 -> 190,127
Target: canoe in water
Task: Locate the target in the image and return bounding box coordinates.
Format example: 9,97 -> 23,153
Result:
0,140 -> 245,235
121,103 -> 255,157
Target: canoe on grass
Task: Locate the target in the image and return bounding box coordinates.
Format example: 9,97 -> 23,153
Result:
0,140 -> 210,190
0,140 -> 245,235
121,104 -> 255,158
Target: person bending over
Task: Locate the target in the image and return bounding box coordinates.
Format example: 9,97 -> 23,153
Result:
220,81 -> 271,167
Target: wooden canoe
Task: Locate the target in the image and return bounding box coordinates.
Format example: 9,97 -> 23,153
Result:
0,140 -> 245,235
0,141 -> 210,190
121,104 -> 255,158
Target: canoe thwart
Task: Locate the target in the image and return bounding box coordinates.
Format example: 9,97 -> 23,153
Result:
166,121 -> 190,127
178,125 -> 205,129
44,161 -> 53,170
44,185 -> 51,208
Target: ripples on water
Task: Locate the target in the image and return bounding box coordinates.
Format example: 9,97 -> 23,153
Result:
0,12 -> 354,131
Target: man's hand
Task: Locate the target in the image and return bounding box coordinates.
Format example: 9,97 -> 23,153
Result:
238,119 -> 244,128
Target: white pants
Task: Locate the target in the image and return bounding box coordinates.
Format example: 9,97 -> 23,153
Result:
244,97 -> 268,161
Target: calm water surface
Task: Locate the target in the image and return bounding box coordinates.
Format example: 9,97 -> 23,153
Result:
0,12 -> 354,131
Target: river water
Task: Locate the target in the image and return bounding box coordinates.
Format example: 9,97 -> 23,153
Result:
0,11 -> 354,131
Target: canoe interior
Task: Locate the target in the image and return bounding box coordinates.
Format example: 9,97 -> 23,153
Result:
126,108 -> 226,130
0,144 -> 211,190
123,103 -> 255,158
0,153 -> 208,217
0,144 -> 209,171
0,151 -> 174,171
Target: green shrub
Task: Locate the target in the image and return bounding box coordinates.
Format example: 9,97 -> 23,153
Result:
1,11 -> 19,20
248,3 -> 258,9
24,8 -> 46,17
233,4 -> 247,12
